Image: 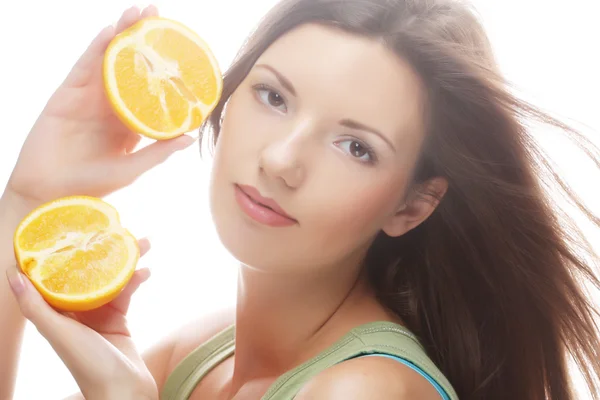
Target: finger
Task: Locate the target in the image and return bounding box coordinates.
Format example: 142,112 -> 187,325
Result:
7,267 -> 144,384
62,24 -> 116,87
107,267 -> 151,315
117,134 -> 198,184
116,6 -> 142,34
138,237 -> 151,257
74,268 -> 151,333
140,4 -> 159,18
125,268 -> 151,297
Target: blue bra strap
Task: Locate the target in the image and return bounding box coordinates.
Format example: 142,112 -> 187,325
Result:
361,354 -> 451,400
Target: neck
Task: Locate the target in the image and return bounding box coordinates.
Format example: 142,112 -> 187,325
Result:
233,256 -> 365,388
229,253 -> 397,394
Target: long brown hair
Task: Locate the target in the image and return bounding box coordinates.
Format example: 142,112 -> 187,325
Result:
201,0 -> 600,398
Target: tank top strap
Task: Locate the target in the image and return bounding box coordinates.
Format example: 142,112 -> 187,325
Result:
161,324 -> 235,400
261,321 -> 458,400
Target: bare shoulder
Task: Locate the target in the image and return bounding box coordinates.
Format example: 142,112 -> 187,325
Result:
142,307 -> 234,391
295,356 -> 442,400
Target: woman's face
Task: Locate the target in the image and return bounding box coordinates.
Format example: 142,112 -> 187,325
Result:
209,23 -> 428,273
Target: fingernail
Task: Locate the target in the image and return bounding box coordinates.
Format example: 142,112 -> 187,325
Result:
138,236 -> 152,256
6,266 -> 26,296
103,24 -> 116,35
139,267 -> 152,282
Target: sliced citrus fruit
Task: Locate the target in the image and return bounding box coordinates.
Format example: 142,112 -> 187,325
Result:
13,196 -> 139,312
103,17 -> 223,140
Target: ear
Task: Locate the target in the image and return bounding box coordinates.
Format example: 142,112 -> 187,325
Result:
382,177 -> 448,237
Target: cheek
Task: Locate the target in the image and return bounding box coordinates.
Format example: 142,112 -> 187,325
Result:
307,172 -> 407,246
214,92 -> 253,159
209,93 -> 248,221
210,92 -> 263,198
211,87 -> 279,170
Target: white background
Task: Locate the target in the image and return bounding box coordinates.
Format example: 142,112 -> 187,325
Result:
1,0 -> 599,398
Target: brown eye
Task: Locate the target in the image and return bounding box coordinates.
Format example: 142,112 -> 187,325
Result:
349,141 -> 367,158
336,139 -> 376,164
268,91 -> 284,107
254,85 -> 288,112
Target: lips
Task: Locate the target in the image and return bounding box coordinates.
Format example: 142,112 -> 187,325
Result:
234,184 -> 297,227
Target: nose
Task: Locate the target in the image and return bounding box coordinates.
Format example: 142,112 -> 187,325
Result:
259,121 -> 312,189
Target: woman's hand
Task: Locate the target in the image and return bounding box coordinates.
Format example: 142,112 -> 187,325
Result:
7,239 -> 158,400
2,6 -> 191,399
6,5 -> 195,207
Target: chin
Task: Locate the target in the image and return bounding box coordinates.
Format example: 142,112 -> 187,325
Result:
211,206 -> 314,273
214,223 -> 287,272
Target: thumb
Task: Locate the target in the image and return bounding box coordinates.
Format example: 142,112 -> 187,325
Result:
118,134 -> 198,183
73,268 -> 151,336
6,265 -> 64,336
6,266 -> 136,389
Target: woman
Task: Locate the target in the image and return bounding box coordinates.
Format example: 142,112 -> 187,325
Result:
2,1 -> 600,399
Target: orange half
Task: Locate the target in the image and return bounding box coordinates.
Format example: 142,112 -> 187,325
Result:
14,196 -> 139,311
103,17 -> 223,140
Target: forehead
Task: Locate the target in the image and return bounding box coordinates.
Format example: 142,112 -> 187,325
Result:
254,23 -> 427,142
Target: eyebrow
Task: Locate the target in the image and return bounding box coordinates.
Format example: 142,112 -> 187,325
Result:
339,119 -> 396,151
255,64 -> 297,96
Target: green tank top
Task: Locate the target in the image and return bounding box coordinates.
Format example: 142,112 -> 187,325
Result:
161,321 -> 458,399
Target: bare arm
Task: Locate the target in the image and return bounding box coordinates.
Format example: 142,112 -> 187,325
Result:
0,191 -> 39,399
